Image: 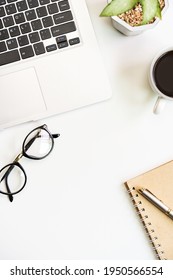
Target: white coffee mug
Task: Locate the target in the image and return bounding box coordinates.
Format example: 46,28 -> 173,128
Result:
149,47 -> 173,114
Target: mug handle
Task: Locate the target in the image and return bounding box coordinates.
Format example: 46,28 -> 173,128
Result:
153,97 -> 166,114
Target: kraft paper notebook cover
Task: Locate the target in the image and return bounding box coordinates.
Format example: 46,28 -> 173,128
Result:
125,161 -> 173,260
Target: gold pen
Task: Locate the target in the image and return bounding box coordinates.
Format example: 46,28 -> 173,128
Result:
138,188 -> 173,221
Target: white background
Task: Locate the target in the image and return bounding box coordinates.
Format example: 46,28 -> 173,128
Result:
0,0 -> 173,260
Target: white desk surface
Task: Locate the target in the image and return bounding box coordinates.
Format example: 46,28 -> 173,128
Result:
0,0 -> 173,260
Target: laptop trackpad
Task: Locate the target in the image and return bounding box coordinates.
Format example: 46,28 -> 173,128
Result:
0,67 -> 46,126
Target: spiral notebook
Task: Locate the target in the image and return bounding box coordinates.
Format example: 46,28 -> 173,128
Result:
125,161 -> 173,260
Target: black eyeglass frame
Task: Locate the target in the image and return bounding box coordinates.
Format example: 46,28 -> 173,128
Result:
22,125 -> 56,160
0,124 -> 60,200
0,162 -> 27,196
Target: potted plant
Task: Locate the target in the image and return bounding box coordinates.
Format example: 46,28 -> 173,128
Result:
100,0 -> 169,36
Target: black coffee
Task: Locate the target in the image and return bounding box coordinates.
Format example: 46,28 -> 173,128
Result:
153,51 -> 173,97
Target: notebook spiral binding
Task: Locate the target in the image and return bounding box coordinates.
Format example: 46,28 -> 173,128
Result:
126,187 -> 167,260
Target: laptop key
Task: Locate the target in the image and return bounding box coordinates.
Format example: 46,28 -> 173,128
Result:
14,13 -> 25,24
46,44 -> 57,52
6,38 -> 18,49
0,7 -> 6,17
40,28 -> 51,40
31,19 -> 42,31
0,0 -> 6,5
20,45 -> 34,59
58,0 -> 70,12
5,4 -> 17,15
0,49 -> 20,66
47,3 -> 58,15
69,37 -> 80,45
18,34 -> 29,46
3,15 -> 14,27
33,41 -> 45,55
0,41 -> 7,52
0,29 -> 9,40
36,6 -> 47,18
57,40 -> 68,49
51,21 -> 76,37
42,16 -> 53,28
28,0 -> 39,8
16,0 -> 28,12
9,25 -> 20,37
39,0 -> 50,5
53,11 -> 73,25
56,35 -> 66,43
29,31 -> 40,43
25,9 -> 36,21
20,22 -> 31,34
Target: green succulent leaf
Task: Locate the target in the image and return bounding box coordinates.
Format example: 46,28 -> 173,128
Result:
156,2 -> 162,19
139,0 -> 161,24
100,0 -> 138,17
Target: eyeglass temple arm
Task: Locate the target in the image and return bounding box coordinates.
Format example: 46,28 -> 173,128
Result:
24,133 -> 59,151
52,134 -> 60,138
23,130 -> 60,151
24,131 -> 60,152
24,130 -> 41,151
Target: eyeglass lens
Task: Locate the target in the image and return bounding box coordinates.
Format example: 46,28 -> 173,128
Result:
23,128 -> 53,159
0,164 -> 25,195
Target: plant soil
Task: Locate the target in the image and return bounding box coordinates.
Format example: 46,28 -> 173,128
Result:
118,0 -> 165,27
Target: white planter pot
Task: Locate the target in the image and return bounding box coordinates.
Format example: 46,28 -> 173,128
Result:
110,0 -> 169,36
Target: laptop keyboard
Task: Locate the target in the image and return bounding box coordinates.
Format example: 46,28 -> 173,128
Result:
0,0 -> 80,66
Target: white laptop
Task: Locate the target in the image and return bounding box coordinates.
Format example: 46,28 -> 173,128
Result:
0,0 -> 112,129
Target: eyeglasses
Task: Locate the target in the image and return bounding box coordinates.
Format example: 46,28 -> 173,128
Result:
0,124 -> 60,202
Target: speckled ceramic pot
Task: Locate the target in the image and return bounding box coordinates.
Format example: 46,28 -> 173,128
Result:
109,0 -> 169,36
